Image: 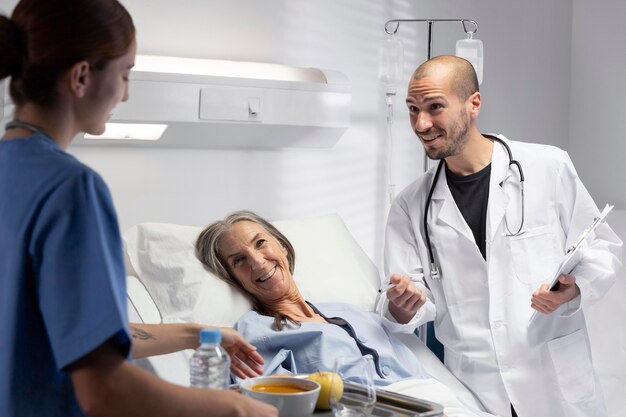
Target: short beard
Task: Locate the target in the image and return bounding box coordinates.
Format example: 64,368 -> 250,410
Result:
427,108 -> 471,160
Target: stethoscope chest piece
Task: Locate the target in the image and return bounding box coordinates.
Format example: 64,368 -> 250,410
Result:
430,264 -> 440,280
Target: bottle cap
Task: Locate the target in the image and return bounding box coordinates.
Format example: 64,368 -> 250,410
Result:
199,328 -> 221,344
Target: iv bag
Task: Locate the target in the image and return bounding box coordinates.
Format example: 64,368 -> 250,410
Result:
378,37 -> 404,94
456,37 -> 483,85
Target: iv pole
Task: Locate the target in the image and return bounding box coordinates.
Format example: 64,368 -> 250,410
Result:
384,18 -> 478,172
382,19 -> 479,348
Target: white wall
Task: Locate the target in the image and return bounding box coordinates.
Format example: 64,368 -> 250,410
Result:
570,4 -> 626,416
0,0 -> 572,266
570,0 -> 626,209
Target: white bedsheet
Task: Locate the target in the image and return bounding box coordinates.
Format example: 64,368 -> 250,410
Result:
385,379 -> 494,417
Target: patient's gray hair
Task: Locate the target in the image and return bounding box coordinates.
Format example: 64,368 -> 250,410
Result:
195,210 -> 296,317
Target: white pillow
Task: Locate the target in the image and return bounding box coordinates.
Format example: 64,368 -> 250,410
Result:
273,215 -> 381,309
123,213 -> 380,327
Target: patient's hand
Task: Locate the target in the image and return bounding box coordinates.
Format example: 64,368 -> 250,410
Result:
219,327 -> 265,378
386,274 -> 427,324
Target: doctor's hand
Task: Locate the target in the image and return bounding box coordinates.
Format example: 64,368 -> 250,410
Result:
219,327 -> 265,379
531,274 -> 580,314
386,274 -> 427,324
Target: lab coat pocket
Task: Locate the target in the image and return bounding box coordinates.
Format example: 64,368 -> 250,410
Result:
547,329 -> 596,403
508,224 -> 560,285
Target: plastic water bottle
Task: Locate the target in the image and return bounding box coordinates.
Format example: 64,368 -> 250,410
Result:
189,328 -> 231,389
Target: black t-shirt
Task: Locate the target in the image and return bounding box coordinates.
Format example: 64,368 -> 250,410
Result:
446,162 -> 491,260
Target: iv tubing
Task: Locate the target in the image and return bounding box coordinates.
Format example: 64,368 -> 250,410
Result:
386,93 -> 396,205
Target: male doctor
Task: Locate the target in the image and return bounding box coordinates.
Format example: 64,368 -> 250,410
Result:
383,56 -> 622,417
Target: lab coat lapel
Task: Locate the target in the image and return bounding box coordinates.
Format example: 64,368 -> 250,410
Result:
430,165 -> 475,243
487,136 -> 511,242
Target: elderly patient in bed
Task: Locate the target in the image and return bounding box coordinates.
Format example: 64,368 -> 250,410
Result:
195,210 -> 496,417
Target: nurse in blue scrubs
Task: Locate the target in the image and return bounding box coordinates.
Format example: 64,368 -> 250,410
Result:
0,1 -> 277,417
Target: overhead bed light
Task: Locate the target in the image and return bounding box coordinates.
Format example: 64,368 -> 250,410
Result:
84,123 -> 167,141
71,55 -> 351,149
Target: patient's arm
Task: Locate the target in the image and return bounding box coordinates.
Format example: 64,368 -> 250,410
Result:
70,339 -> 278,417
130,323 -> 264,378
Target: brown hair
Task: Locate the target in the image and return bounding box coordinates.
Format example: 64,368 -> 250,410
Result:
0,0 -> 135,107
196,210 -> 299,329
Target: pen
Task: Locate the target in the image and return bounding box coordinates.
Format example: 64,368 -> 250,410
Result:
378,283 -> 397,293
378,275 -> 423,293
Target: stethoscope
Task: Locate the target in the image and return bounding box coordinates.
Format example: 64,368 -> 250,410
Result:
5,119 -> 49,137
424,136 -> 525,280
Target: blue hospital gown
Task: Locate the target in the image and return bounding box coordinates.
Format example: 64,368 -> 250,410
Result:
234,302 -> 430,386
0,134 -> 130,417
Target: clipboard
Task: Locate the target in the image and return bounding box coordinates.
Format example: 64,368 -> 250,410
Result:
528,203 -> 614,324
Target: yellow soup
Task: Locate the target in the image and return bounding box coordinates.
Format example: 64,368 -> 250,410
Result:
251,384 -> 309,394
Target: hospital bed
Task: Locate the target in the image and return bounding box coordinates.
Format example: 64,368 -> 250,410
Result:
123,213 -> 490,415
123,212 -> 626,417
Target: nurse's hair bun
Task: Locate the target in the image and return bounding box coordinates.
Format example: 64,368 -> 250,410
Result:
0,15 -> 24,80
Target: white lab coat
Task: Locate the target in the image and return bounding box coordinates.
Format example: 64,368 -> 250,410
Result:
384,135 -> 622,417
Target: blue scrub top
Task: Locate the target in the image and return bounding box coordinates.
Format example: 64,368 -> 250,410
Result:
0,134 -> 130,417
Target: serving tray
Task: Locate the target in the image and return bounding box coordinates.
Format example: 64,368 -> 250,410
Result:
315,384 -> 444,417
231,377 -> 444,417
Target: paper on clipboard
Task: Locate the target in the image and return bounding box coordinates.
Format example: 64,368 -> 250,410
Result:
528,204 -> 614,324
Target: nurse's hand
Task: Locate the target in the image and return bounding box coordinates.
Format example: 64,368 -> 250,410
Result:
531,274 -> 580,314
219,327 -> 265,379
386,274 -> 427,324
129,323 -> 264,378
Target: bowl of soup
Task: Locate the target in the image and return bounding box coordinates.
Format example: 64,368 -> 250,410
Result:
240,376 -> 320,417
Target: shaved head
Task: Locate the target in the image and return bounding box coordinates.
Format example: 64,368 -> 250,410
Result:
412,55 -> 479,100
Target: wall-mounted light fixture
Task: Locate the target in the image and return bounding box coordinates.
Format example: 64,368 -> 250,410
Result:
73,55 -> 351,149
83,122 -> 168,141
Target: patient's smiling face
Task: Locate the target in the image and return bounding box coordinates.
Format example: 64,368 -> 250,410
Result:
219,221 -> 294,303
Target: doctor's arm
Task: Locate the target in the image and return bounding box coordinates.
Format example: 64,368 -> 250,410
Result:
383,200 -> 436,326
70,338 -> 278,417
130,323 -> 264,378
530,152 -> 622,316
554,153 -> 622,310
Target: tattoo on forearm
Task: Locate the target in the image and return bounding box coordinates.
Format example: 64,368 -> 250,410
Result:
130,326 -> 157,341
